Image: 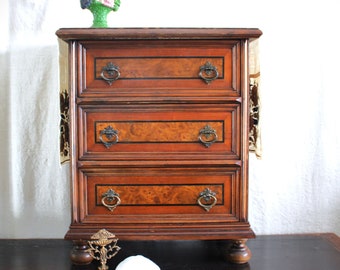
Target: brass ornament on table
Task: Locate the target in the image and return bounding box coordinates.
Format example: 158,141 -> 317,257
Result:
87,229 -> 121,270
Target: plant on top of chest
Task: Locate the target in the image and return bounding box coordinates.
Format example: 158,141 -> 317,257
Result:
80,0 -> 121,28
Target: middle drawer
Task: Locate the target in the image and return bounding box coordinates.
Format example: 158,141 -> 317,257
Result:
78,103 -> 241,161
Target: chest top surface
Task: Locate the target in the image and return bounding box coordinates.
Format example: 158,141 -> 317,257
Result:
56,28 -> 262,41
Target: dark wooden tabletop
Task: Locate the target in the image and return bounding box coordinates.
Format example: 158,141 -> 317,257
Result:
0,234 -> 339,270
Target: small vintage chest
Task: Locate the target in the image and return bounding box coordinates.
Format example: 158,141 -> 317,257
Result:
56,28 -> 262,264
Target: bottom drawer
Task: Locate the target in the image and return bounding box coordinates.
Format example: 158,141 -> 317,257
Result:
78,167 -> 240,224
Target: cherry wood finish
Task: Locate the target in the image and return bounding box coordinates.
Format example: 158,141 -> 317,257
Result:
56,28 -> 262,264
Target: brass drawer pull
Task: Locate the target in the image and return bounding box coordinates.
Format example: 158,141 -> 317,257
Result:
101,189 -> 121,212
197,188 -> 217,212
101,62 -> 120,85
198,125 -> 218,148
199,62 -> 219,84
99,125 -> 119,149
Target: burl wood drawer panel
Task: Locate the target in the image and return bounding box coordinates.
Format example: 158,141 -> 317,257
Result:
78,104 -> 240,160
77,40 -> 242,98
78,167 -> 240,224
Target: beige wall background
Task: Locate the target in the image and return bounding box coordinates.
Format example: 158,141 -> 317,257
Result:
0,0 -> 339,238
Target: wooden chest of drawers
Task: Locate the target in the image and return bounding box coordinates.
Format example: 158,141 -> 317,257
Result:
56,28 -> 262,264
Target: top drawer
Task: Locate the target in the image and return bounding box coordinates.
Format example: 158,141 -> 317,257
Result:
77,40 -> 243,99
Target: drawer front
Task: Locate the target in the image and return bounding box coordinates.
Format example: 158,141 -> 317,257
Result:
79,167 -> 239,223
78,40 -> 242,98
78,104 -> 240,160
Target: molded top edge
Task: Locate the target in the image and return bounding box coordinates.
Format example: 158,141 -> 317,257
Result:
56,28 -> 262,41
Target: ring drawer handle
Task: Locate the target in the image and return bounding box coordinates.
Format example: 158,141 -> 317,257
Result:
99,125 -> 119,149
101,189 -> 121,212
197,188 -> 217,212
101,62 -> 120,85
198,125 -> 218,148
199,62 -> 219,84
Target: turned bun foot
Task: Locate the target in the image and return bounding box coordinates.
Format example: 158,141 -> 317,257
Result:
225,239 -> 252,264
70,240 -> 93,265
